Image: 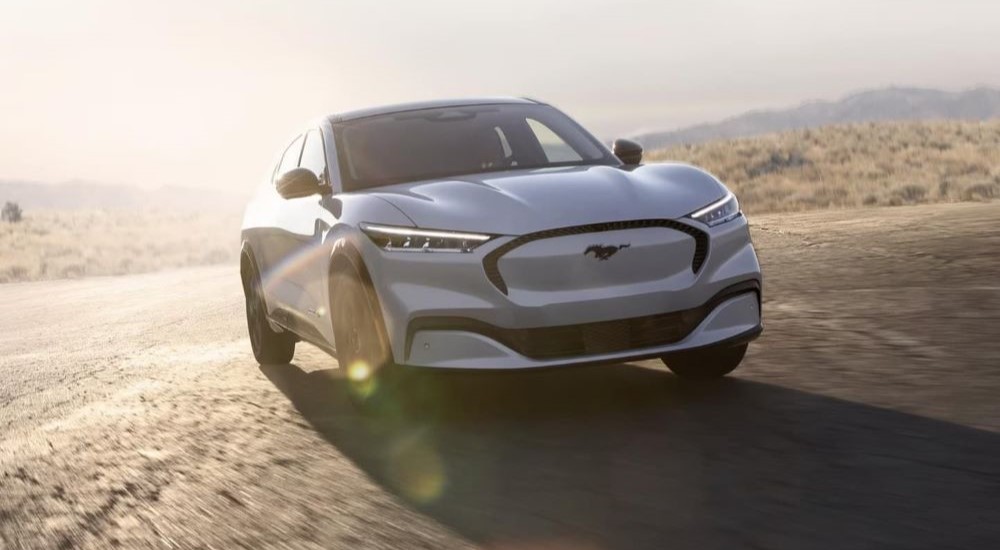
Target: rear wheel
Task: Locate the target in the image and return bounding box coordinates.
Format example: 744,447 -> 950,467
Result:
330,265 -> 398,406
661,343 -> 747,379
244,264 -> 295,365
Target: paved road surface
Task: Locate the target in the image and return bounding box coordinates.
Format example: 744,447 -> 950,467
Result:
2,202 -> 999,549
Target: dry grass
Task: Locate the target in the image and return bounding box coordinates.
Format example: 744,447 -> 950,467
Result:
647,120 -> 1000,214
0,209 -> 241,283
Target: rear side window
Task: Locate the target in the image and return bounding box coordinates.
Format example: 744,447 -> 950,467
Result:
526,118 -> 583,163
275,134 -> 305,181
299,130 -> 327,181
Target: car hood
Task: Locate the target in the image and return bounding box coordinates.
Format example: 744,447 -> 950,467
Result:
368,164 -> 728,235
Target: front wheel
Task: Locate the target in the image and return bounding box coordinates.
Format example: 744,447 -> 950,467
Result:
330,266 -> 398,406
661,343 -> 747,379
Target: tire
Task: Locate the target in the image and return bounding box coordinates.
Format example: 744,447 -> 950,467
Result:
661,343 -> 747,379
329,264 -> 398,406
244,263 -> 296,365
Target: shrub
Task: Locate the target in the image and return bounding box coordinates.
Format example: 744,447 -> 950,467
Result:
0,265 -> 29,282
893,184 -> 927,204
961,183 -> 998,201
2,201 -> 22,223
746,149 -> 809,178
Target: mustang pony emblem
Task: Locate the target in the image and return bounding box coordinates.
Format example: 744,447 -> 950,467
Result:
584,243 -> 631,261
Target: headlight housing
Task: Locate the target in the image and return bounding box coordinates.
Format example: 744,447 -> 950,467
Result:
688,192 -> 741,227
360,223 -> 494,253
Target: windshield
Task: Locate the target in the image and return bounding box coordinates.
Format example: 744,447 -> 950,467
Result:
333,104 -> 616,190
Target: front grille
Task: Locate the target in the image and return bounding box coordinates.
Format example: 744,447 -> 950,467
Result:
482,219 -> 709,295
406,281 -> 759,361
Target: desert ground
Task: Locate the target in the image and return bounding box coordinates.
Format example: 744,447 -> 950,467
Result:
1,201 -> 998,549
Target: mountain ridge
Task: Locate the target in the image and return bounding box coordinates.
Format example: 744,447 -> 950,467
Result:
634,86 -> 1000,149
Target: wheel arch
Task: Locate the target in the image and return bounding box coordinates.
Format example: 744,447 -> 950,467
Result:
327,237 -> 396,363
239,241 -> 276,322
328,237 -> 381,305
239,241 -> 258,294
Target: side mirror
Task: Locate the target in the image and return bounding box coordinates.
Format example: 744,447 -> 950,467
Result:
612,138 -> 643,166
276,168 -> 323,199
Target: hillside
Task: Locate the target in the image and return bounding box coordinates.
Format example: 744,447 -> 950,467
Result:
635,87 -> 1000,149
646,120 -> 1000,214
0,209 -> 240,283
0,181 -> 245,283
0,180 -> 246,211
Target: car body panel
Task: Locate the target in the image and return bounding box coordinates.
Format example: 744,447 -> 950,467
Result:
366,163 -> 727,235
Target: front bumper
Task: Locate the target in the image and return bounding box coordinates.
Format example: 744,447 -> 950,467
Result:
361,215 -> 762,369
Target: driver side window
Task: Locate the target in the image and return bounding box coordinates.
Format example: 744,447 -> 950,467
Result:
274,134 -> 305,183
299,130 -> 328,183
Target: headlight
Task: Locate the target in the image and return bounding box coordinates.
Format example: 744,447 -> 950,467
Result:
360,223 -> 494,253
688,192 -> 741,227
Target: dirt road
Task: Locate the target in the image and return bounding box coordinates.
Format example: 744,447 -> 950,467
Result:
2,202 -> 999,549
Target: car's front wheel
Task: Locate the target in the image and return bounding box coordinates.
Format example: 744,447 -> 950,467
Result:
661,343 -> 747,379
244,263 -> 296,365
330,264 -> 398,404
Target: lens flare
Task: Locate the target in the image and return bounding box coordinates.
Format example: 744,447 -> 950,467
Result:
347,360 -> 371,382
261,241 -> 331,296
346,360 -> 377,399
388,438 -> 445,503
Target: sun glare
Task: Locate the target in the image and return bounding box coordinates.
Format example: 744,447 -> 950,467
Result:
347,360 -> 372,382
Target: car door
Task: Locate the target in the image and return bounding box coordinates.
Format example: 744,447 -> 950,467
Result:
255,133 -> 306,316
270,127 -> 341,346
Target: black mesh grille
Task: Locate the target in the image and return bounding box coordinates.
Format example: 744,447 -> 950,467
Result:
406,281 -> 759,361
503,307 -> 703,359
482,219 -> 708,295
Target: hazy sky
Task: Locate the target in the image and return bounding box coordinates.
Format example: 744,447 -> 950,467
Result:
2,0 -> 999,192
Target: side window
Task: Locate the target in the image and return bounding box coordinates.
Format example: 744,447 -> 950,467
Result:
299,130 -> 328,181
274,134 -> 305,182
526,118 -> 583,163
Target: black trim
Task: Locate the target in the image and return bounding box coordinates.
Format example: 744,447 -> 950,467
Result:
406,280 -> 760,361
482,219 -> 709,295
398,324 -> 762,373
270,307 -> 325,346
272,314 -> 338,358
